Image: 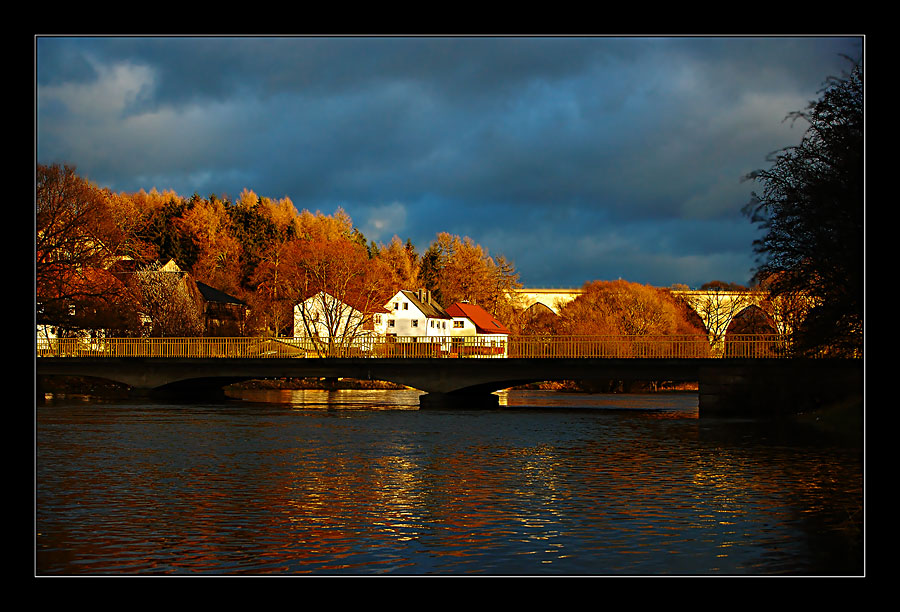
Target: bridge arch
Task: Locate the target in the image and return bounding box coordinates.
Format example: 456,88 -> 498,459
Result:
726,304 -> 777,336
513,289 -> 582,315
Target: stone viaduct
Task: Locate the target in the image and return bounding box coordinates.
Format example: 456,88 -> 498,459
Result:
513,287 -> 786,352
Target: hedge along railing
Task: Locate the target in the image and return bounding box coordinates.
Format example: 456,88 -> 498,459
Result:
36,334 -> 794,359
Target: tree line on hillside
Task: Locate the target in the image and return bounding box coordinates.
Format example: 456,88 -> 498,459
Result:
36,164 -> 529,338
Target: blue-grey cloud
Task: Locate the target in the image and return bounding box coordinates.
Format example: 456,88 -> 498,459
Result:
36,35 -> 863,289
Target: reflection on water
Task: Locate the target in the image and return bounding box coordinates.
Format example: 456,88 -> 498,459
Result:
36,390 -> 863,575
236,388 -> 424,410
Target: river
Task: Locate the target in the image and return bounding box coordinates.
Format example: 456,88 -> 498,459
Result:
35,389 -> 864,576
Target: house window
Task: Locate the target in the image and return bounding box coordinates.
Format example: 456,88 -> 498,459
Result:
412,320 -> 418,327
403,303 -> 409,310
374,314 -> 382,324
393,302 -> 399,310
388,320 -> 395,327
430,320 -> 434,328
453,320 -> 464,329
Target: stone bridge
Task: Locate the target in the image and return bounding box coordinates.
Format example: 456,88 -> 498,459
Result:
37,355 -> 861,418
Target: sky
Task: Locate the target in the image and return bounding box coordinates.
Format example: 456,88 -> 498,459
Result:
35,35 -> 863,289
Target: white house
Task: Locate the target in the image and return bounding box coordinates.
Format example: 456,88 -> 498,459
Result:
290,288 -> 514,358
383,289 -> 453,339
445,301 -> 511,357
294,291 -> 390,342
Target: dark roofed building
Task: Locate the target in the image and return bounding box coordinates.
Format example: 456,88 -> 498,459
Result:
196,281 -> 248,336
399,289 -> 452,320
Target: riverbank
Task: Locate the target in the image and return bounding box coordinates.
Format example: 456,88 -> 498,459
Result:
37,375 -> 132,399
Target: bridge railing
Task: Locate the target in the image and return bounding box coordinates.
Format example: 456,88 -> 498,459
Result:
508,335 -> 716,358
36,334 -> 793,359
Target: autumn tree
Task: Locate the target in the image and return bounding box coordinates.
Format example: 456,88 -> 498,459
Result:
678,281 -> 756,353
752,272 -> 814,341
376,235 -> 421,292
296,206 -> 356,243
171,194 -> 244,296
743,60 -> 863,356
130,261 -> 205,337
104,190 -> 160,263
36,163 -> 136,332
247,239 -> 302,336
293,237 -> 394,356
553,280 -> 708,388
557,280 -> 701,337
190,231 -> 244,299
417,233 -> 522,322
227,190 -> 282,290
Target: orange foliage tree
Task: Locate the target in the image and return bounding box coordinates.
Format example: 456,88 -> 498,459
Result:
418,232 -> 522,322
556,280 -> 707,338
376,235 -> 421,293
292,237 -> 394,354
36,164 -> 139,335
247,239 -> 303,336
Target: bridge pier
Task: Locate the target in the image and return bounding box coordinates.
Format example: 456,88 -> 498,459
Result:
419,391 -> 500,410
698,360 -> 863,418
145,380 -> 234,403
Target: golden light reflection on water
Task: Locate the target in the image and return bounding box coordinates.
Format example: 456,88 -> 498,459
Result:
37,391 -> 862,575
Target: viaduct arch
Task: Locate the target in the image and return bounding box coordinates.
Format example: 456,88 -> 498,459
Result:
513,288 -> 783,352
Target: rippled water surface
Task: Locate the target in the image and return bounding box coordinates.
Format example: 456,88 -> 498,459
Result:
36,390 -> 863,575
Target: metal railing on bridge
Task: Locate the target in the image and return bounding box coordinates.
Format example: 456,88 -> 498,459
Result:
36,334 -> 792,359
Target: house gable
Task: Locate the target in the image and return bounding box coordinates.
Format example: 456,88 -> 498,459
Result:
385,289 -> 452,336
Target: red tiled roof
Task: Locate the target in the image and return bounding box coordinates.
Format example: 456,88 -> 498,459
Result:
445,302 -> 511,335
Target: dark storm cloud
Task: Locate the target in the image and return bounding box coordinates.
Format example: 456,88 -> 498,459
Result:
36,35 -> 863,288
